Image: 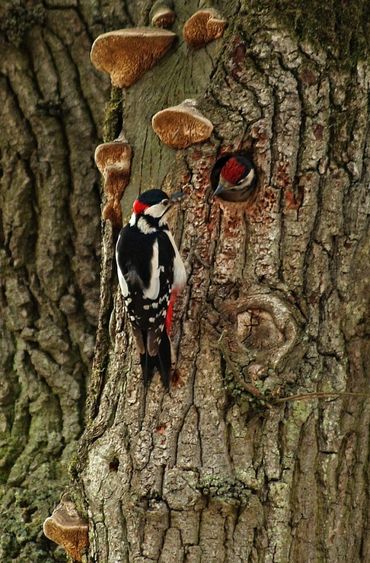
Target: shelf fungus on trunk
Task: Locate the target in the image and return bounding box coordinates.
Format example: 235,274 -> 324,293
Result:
94,132 -> 132,229
150,0 -> 176,28
183,9 -> 227,48
90,28 -> 176,88
43,498 -> 88,562
152,99 -> 213,149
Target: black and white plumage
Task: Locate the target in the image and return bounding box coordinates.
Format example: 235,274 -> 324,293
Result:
116,189 -> 186,388
211,152 -> 257,202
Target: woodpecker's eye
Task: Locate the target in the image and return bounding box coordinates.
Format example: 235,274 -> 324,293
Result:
162,199 -> 169,206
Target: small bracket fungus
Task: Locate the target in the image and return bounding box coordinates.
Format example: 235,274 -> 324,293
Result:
183,9 -> 226,49
94,132 -> 132,228
150,0 -> 176,28
210,151 -> 258,203
90,28 -> 176,88
43,498 -> 88,562
152,99 -> 213,149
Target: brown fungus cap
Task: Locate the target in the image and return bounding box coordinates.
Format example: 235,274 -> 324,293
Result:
43,499 -> 88,562
152,99 -> 213,149
150,0 -> 176,28
94,133 -> 131,229
90,28 -> 176,88
103,198 -> 123,229
94,132 -> 132,177
183,9 -> 226,48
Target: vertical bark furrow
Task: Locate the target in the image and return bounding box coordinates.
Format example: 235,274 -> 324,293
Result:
0,0 -> 134,557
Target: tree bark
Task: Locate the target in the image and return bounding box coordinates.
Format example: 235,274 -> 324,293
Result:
1,0 -> 369,562
0,1 -> 129,560
76,1 -> 370,561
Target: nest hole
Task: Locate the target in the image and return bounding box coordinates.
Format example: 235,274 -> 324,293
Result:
210,151 -> 259,203
109,457 -> 120,472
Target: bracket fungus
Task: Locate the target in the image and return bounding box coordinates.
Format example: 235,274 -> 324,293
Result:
94,132 -> 132,228
152,99 -> 213,149
183,9 -> 226,49
90,28 -> 176,88
43,498 -> 88,562
150,0 -> 176,28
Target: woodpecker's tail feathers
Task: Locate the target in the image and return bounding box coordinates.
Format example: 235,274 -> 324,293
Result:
140,330 -> 171,389
140,350 -> 157,388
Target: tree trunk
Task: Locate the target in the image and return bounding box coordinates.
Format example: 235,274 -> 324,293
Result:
2,0 -> 369,562
0,1 -> 130,560
76,1 -> 370,562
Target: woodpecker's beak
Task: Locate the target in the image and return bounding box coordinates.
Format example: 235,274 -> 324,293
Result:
169,191 -> 185,204
213,183 -> 225,198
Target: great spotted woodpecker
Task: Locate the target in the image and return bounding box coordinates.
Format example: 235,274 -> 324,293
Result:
211,153 -> 257,202
116,189 -> 186,389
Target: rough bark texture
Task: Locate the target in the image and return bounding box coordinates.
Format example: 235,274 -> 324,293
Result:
73,1 -> 370,562
1,0 -> 369,562
0,1 -> 131,560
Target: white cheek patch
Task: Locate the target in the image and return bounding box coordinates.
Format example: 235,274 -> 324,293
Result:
144,202 -> 166,218
159,214 -> 169,227
241,168 -> 255,188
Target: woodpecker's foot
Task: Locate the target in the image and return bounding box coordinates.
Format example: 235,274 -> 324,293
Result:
193,253 -> 211,268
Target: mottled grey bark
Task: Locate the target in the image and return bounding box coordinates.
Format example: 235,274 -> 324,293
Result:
0,1 -> 129,560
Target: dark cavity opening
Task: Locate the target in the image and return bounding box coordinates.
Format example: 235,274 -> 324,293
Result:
210,151 -> 258,203
109,457 -> 120,472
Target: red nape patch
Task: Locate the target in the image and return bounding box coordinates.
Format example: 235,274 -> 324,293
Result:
221,157 -> 246,183
133,200 -> 149,215
165,289 -> 179,334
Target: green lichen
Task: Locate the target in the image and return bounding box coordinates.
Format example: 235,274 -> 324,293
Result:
219,345 -> 271,413
198,475 -> 251,506
0,483 -> 67,562
242,0 -> 369,67
0,1 -> 45,47
68,453 -> 79,480
103,87 -> 124,143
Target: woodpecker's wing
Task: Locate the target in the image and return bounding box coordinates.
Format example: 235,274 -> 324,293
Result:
116,225 -> 175,327
116,225 -> 160,298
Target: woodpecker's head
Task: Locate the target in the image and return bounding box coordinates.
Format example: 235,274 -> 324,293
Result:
132,189 -> 184,220
213,154 -> 257,202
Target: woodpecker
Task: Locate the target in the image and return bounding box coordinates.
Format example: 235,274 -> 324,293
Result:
211,153 -> 257,202
116,189 -> 186,389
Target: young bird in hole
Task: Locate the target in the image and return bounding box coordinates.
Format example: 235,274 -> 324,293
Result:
211,153 -> 257,202
116,189 -> 186,389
